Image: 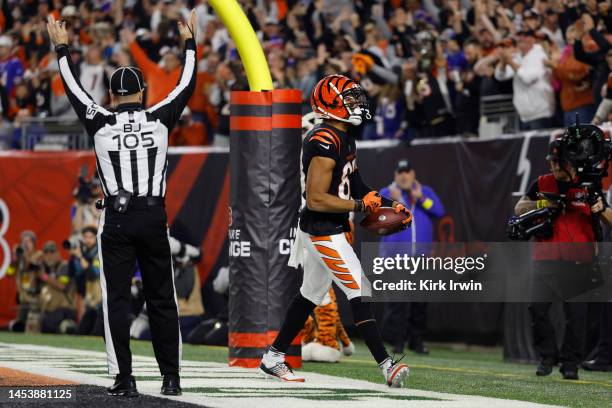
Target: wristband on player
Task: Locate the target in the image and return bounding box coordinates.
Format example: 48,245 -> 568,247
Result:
55,43 -> 69,53
536,199 -> 548,209
354,199 -> 365,212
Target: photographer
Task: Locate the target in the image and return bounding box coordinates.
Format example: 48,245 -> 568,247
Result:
69,226 -> 103,336
70,173 -> 102,236
39,241 -> 77,334
131,237 -> 203,340
6,231 -> 41,332
407,26 -> 455,137
514,138 -> 612,380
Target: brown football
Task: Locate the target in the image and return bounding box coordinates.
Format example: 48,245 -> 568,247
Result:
360,207 -> 412,236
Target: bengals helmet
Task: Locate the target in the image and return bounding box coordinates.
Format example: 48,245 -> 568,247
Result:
311,75 -> 370,126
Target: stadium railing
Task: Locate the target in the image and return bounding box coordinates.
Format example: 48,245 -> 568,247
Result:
479,94 -> 520,138
1,117 -> 88,151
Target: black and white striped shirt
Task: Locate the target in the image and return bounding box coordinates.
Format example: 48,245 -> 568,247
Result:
56,39 -> 197,197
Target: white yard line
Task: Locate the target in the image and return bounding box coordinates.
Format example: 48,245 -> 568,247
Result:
0,342 -> 563,408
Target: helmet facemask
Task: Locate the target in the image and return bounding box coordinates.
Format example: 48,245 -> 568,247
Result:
323,81 -> 370,126
338,86 -> 371,126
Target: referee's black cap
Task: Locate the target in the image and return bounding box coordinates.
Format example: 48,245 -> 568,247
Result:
109,66 -> 146,96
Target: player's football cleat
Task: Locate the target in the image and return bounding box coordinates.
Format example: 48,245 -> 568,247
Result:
259,347 -> 305,382
259,361 -> 305,382
380,356 -> 410,388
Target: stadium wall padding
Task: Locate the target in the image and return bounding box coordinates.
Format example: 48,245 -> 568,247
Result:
228,90 -> 303,368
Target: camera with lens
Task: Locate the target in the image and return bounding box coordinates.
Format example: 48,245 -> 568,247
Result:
560,117 -> 612,240
414,29 -> 436,72
73,165 -> 101,204
507,193 -> 566,241
560,122 -> 612,185
507,115 -> 612,241
74,176 -> 97,203
62,236 -> 82,250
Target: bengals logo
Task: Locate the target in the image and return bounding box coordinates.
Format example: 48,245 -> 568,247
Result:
0,199 -> 10,279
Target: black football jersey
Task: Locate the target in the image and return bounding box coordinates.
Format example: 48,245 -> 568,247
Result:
300,123 -> 357,236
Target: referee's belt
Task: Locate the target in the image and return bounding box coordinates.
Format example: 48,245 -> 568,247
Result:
97,196 -> 165,210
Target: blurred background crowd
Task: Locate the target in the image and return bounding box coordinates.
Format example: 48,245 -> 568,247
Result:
6,166 -> 230,345
0,0 -> 611,149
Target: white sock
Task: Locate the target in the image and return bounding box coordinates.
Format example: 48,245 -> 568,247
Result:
379,357 -> 392,372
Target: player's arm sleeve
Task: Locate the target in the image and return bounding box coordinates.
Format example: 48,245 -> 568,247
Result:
147,38 -> 197,131
55,44 -> 111,137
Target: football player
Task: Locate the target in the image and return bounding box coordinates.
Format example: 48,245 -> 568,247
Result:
260,75 -> 412,387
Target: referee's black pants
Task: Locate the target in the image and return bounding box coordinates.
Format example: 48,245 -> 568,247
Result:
98,204 -> 180,377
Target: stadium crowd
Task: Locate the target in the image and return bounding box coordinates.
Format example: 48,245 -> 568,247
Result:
6,170 -> 229,345
0,0 -> 611,148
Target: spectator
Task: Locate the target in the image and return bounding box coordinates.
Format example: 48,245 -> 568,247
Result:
541,8 -> 565,50
495,29 -> 555,130
0,35 -> 24,97
79,45 -> 110,106
454,38 -> 482,136
70,175 -> 102,237
123,28 -> 183,107
380,159 -> 445,355
548,25 -> 595,125
573,13 -> 611,106
169,107 -> 207,146
39,241 -> 77,334
593,53 -> 612,124
6,231 -> 40,332
70,226 -> 103,336
373,83 -> 407,140
408,29 -> 455,137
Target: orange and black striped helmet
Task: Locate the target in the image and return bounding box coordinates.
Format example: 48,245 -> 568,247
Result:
311,74 -> 370,126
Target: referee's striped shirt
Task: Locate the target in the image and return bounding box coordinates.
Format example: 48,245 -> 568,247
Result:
55,39 -> 197,197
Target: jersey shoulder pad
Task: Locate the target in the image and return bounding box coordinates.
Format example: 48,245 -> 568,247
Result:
306,126 -> 341,152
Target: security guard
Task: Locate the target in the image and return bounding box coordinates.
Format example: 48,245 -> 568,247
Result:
47,11 -> 198,397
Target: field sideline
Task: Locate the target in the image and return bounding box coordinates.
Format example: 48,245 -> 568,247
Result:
0,332 -> 610,407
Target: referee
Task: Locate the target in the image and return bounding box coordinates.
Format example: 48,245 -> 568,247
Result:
47,11 -> 197,397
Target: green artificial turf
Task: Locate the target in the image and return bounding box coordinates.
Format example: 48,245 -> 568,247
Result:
0,331 -> 610,407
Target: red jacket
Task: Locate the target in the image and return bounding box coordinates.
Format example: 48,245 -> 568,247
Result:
533,174 -> 595,262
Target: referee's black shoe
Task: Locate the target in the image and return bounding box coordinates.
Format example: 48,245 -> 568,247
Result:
535,358 -> 555,376
161,374 -> 182,396
560,364 -> 579,380
107,374 -> 138,397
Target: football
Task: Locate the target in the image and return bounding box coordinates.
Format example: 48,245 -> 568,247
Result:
360,207 -> 411,236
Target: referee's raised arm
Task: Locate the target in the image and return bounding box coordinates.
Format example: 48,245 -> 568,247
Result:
47,15 -> 113,138
146,11 -> 198,132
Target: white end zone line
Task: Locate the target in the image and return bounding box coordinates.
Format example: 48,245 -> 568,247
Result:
0,343 -> 563,408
